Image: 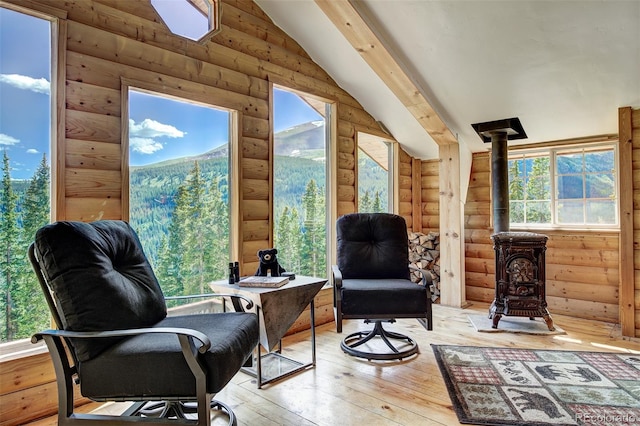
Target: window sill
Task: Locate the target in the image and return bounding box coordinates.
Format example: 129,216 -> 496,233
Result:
0,338 -> 47,363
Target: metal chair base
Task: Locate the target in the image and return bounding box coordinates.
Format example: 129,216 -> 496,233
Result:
340,320 -> 419,361
128,399 -> 237,426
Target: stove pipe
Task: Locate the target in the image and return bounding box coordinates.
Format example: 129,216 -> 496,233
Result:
471,117 -> 527,234
491,131 -> 509,233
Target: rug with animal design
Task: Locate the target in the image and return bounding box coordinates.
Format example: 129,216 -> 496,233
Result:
432,345 -> 640,425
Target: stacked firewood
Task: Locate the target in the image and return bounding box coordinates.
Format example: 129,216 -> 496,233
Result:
408,232 -> 441,303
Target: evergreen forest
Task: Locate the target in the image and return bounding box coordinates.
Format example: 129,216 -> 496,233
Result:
0,121 -> 388,343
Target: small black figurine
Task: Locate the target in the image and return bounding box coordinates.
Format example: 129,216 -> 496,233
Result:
255,248 -> 286,277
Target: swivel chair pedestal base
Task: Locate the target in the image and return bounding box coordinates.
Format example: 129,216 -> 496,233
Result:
128,399 -> 237,426
340,320 -> 419,361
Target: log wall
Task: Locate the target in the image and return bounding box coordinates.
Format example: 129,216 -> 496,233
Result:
420,159 -> 440,233
463,152 -> 621,323
0,0 -> 394,424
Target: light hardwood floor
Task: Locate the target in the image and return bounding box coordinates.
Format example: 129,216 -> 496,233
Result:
29,302 -> 640,426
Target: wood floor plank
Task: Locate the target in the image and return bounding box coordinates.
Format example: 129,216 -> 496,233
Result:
28,302 -> 640,426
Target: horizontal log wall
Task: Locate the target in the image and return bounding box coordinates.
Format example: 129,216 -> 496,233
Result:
0,0 -> 392,424
464,152 -> 620,323
420,159 -> 440,233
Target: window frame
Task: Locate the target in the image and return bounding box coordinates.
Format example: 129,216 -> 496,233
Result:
356,131 -> 393,213
271,83 -> 335,279
508,140 -> 619,231
122,79 -> 241,271
0,2 -> 63,354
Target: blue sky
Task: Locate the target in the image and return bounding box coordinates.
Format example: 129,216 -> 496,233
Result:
0,8 -> 51,180
1,6 -> 322,176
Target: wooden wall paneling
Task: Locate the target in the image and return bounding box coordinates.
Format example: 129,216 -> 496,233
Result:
220,1 -> 309,59
242,136 -> 269,160
420,159 -> 439,233
65,139 -> 121,170
65,109 -> 120,143
242,220 -> 270,242
65,198 -> 121,221
242,158 -> 269,180
65,80 -> 120,116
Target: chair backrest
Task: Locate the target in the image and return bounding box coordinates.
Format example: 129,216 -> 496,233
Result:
30,220 -> 167,361
336,213 -> 410,280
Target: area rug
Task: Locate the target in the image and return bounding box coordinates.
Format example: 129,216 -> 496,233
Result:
467,314 -> 566,335
432,345 -> 640,425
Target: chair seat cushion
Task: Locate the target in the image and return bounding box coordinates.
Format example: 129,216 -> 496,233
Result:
341,278 -> 428,316
78,313 -> 259,399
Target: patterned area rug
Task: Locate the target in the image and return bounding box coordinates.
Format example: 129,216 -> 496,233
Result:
432,345 -> 640,425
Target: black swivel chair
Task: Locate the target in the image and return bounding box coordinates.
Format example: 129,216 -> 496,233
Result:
332,213 -> 433,360
29,220 -> 259,426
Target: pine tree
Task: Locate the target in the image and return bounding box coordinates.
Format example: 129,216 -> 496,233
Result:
508,159 -> 525,223
275,206 -> 303,273
372,191 -> 382,213
13,154 -> 50,339
300,179 -> 326,277
0,151 -> 19,341
360,190 -> 371,212
525,157 -> 551,223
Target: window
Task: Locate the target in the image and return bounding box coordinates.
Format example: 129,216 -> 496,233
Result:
273,86 -> 330,278
128,88 -> 231,299
0,8 -> 53,343
151,0 -> 220,43
357,132 -> 391,213
508,143 -> 618,228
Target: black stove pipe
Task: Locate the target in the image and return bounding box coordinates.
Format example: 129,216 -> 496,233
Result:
490,131 -> 509,233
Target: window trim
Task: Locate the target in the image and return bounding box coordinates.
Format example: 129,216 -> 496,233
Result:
122,80 -> 240,275
0,2 -> 63,355
508,139 -> 620,231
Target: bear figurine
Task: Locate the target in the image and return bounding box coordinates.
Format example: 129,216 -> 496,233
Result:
255,248 -> 286,277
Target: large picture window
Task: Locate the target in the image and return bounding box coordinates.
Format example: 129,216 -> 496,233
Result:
273,86 -> 330,278
508,143 -> 618,228
0,8 -> 53,343
128,89 -> 231,298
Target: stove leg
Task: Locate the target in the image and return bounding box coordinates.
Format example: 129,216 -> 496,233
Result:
492,313 -> 502,329
543,314 -> 555,331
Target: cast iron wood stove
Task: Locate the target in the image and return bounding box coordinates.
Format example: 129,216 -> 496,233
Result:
489,232 -> 554,330
471,117 -> 554,331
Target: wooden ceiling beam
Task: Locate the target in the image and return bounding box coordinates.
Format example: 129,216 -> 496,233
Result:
315,0 -> 458,146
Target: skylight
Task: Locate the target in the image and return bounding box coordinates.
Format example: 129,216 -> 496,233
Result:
151,0 -> 220,43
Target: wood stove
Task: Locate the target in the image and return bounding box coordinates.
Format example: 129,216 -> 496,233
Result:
489,232 -> 554,330
471,117 -> 554,331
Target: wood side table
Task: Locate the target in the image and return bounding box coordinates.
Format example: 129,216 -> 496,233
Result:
209,275 -> 327,388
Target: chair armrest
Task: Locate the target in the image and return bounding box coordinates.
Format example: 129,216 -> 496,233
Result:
165,292 -> 255,311
332,265 -> 343,289
32,327 -> 212,354
409,265 -> 433,296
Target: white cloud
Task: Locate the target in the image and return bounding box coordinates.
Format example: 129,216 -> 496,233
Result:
129,118 -> 185,139
26,149 -> 39,154
130,137 -> 164,154
0,133 -> 20,146
0,74 -> 50,95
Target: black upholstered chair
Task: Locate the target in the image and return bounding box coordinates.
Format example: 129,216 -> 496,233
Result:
29,220 -> 259,426
332,213 -> 433,360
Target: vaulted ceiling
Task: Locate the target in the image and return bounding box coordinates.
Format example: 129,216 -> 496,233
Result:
256,0 -> 640,160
